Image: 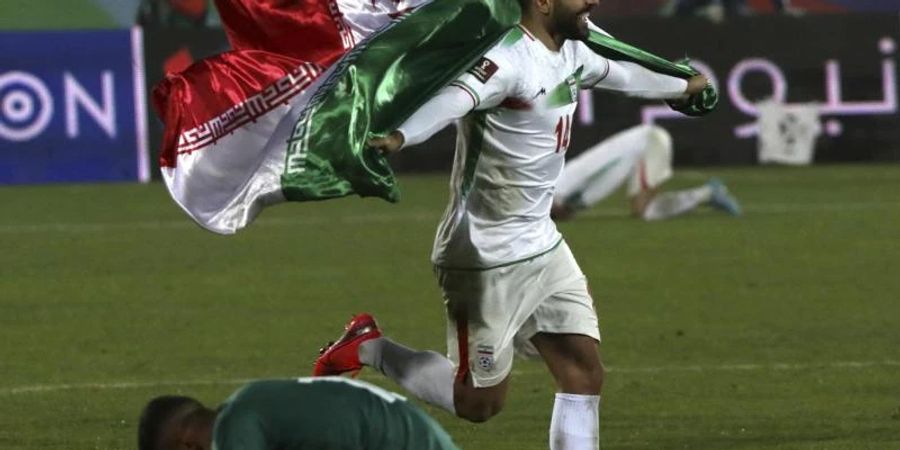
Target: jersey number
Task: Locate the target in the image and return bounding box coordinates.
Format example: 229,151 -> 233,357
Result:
555,114 -> 572,153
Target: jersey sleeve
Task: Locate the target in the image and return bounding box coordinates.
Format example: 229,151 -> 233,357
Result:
450,50 -> 519,111
396,85 -> 476,148
574,42 -> 687,98
577,44 -> 613,88
395,48 -> 519,148
595,59 -> 688,99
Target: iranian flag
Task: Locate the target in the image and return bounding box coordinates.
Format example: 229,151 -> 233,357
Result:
154,0 -> 713,234
155,0 -> 519,234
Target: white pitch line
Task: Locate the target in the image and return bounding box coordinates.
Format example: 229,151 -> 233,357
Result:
0,211 -> 442,234
2,378 -> 255,396
1,201 -> 899,235
2,360 -> 898,396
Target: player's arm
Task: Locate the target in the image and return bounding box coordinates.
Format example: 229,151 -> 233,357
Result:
595,58 -> 707,99
368,85 -> 475,153
576,41 -> 706,100
369,54 -> 516,154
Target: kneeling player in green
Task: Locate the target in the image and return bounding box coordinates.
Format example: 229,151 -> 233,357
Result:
138,376 -> 460,450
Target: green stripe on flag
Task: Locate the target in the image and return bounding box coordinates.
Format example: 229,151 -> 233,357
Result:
281,0 -> 521,204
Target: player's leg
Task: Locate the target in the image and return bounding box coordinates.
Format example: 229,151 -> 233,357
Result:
317,259 -> 546,423
359,310 -> 512,422
516,242 -> 602,450
552,125 -> 652,220
314,314 -> 460,415
634,181 -> 742,220
531,334 -> 603,394
436,252 -> 570,422
362,337 -> 522,424
625,127 -> 741,220
532,334 -> 603,450
359,336 -> 459,414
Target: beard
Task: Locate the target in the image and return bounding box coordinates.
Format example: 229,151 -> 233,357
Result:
553,7 -> 591,41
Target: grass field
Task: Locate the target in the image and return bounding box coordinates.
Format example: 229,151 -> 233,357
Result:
1,165 -> 899,449
0,0 -> 115,30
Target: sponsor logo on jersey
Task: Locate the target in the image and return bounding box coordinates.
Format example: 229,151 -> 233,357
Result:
476,344 -> 495,371
468,57 -> 499,84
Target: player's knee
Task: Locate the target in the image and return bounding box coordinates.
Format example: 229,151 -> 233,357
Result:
587,363 -> 605,391
454,386 -> 506,423
583,361 -> 606,393
455,396 -> 505,423
560,359 -> 605,394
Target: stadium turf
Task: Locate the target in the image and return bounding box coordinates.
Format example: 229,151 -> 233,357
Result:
0,0 -> 116,30
0,164 -> 898,449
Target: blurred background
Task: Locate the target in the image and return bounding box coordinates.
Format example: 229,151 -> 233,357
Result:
1,0 -> 899,182
1,2 -> 899,449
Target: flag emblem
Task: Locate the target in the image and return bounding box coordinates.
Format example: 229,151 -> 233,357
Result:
476,344 -> 495,371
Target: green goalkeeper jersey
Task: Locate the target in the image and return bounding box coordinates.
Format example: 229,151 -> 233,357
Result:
212,377 -> 460,450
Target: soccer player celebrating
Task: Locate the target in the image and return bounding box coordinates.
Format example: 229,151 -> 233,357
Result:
315,0 -> 710,448
552,124 -> 741,221
137,377 -> 460,450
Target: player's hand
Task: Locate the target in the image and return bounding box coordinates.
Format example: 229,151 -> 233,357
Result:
368,131 -> 405,155
684,74 -> 709,96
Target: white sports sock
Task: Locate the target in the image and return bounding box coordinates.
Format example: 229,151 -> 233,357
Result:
641,185 -> 713,221
550,393 -> 601,450
359,337 -> 456,414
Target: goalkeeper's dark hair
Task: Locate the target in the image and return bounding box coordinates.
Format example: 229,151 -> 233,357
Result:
517,0 -> 531,11
138,395 -> 202,450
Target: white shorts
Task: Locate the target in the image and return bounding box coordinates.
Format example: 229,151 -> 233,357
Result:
625,125 -> 673,197
435,241 -> 600,388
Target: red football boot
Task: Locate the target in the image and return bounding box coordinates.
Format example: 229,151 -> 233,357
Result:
313,313 -> 382,377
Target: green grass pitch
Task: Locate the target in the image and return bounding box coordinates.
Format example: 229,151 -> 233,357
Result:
0,165 -> 898,449
0,0 -> 116,30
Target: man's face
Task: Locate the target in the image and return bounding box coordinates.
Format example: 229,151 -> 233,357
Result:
158,406 -> 213,450
551,0 -> 597,40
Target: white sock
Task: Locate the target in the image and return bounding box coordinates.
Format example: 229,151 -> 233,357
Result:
359,337 -> 456,414
550,393 -> 601,450
641,185 -> 713,221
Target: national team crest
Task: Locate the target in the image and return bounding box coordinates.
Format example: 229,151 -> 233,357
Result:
476,344 -> 495,371
566,76 -> 578,102
546,66 -> 585,108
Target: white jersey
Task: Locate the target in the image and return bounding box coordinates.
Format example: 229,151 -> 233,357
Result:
398,25 -> 687,270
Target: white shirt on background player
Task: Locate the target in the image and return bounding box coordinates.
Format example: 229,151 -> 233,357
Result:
396,23 -> 688,270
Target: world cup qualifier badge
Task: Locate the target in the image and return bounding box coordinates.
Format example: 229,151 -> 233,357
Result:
476,344 -> 495,371
468,57 -> 499,84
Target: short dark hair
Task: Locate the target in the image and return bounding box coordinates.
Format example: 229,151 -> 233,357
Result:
138,395 -> 201,450
517,0 -> 531,11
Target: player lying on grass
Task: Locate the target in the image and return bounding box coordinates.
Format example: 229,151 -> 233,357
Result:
552,124 -> 741,221
138,377 -> 460,450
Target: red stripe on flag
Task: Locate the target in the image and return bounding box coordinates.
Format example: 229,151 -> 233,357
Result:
154,52 -> 321,168
214,0 -> 348,68
171,63 -> 321,156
